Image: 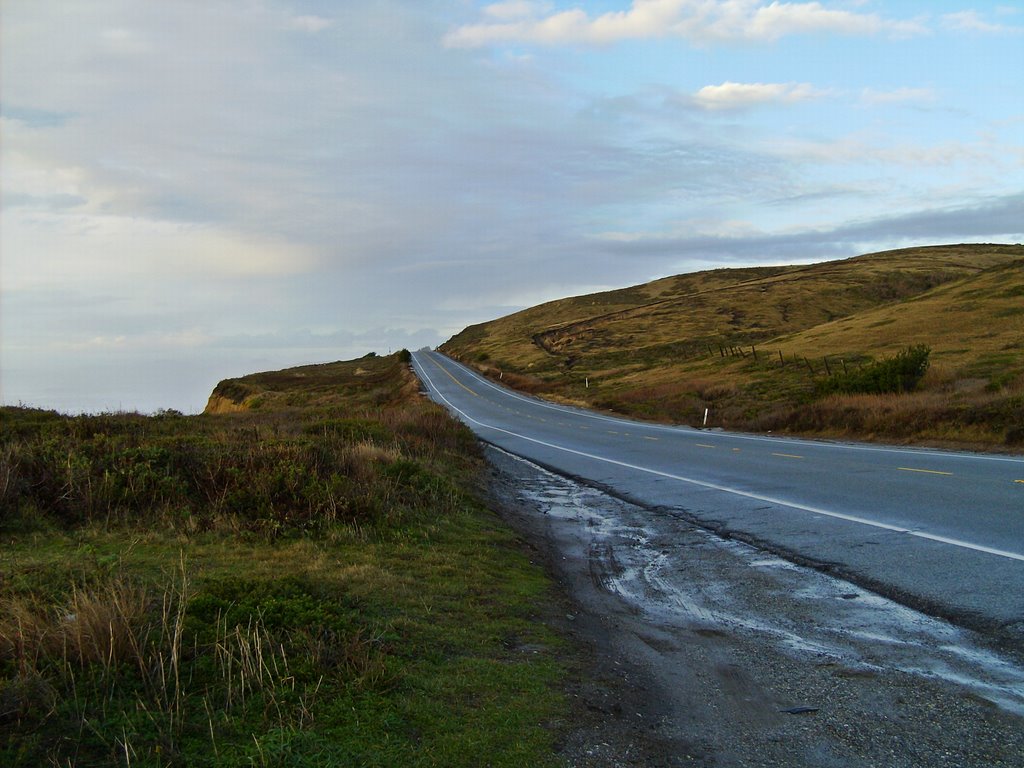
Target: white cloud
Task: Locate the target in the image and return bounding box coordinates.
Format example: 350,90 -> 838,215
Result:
2,1 -> 1021,414
45,328 -> 214,354
859,87 -> 936,106
2,210 -> 313,291
438,283 -> 619,313
68,336 -> 129,351
482,1 -> 550,21
289,15 -> 333,33
767,135 -> 998,168
942,10 -> 1021,33
445,0 -> 927,47
693,81 -> 827,110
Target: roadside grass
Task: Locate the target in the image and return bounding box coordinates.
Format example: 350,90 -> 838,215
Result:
0,353 -> 568,767
441,245 -> 1024,450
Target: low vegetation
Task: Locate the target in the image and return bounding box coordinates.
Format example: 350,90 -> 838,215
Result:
1,353 -> 567,766
442,244 -> 1024,449
816,345 -> 931,396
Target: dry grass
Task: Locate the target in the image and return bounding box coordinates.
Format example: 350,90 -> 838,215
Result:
752,383 -> 1024,447
444,244 -> 1020,374
0,557 -> 394,760
0,561 -> 191,756
441,244 -> 1024,448
206,352 -> 417,414
1,579 -> 152,673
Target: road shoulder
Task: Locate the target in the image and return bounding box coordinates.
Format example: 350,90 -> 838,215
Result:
479,445 -> 1024,768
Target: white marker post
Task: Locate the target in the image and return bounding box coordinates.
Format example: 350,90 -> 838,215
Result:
703,407 -> 709,426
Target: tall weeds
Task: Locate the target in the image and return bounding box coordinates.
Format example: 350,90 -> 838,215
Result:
1,396 -> 477,534
0,559 -> 395,764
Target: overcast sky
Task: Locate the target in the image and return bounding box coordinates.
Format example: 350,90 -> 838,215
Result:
2,1 -> 1022,414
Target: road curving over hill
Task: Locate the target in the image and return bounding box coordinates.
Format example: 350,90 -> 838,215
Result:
412,349 -> 1024,645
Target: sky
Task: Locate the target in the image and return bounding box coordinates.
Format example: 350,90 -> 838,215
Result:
2,1 -> 1022,414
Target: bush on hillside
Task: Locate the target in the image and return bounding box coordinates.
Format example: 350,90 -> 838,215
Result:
817,345 -> 931,396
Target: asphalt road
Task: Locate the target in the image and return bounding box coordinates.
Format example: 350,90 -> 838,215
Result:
412,349 -> 1024,639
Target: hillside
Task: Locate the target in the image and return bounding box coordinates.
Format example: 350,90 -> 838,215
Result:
441,244 -> 1024,449
1,352 -> 570,766
205,350 -> 417,413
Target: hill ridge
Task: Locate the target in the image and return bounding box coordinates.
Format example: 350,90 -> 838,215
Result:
442,243 -> 1024,450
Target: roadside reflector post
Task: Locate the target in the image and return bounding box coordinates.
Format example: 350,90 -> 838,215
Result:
585,377 -> 589,388
703,407 -> 709,426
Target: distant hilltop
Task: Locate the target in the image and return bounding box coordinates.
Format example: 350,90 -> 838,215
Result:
440,244 -> 1024,450
205,351 -> 415,414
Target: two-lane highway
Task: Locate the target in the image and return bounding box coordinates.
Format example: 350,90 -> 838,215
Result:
412,349 -> 1024,637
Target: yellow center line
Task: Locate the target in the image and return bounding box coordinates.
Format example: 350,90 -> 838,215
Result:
898,467 -> 953,476
1014,479 -> 1024,485
607,430 -> 619,435
732,448 -> 741,452
772,452 -> 804,459
427,356 -> 478,397
695,443 -> 716,449
643,436 -> 659,441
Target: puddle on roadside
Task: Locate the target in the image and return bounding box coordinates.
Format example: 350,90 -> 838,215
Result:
499,447 -> 1024,716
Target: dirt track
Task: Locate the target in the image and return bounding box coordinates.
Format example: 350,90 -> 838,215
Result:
481,445 -> 1024,767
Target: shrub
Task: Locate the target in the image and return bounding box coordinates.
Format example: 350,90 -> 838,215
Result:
818,345 -> 931,396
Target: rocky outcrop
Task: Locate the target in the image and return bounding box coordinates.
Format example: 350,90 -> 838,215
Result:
203,394 -> 249,414
203,379 -> 254,414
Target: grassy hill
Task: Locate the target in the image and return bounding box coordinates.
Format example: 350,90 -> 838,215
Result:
1,353 -> 569,766
441,244 -> 1024,449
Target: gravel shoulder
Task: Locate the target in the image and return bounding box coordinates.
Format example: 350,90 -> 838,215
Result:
480,445 -> 1024,767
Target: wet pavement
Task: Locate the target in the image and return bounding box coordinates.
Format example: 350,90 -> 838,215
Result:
484,445 -> 1024,767
412,349 -> 1024,642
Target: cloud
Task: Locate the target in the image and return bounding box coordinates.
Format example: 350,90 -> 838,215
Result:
689,83 -> 938,112
767,134 -> 1005,169
482,1 -> 551,21
693,81 -> 827,110
289,15 -> 333,33
942,10 -> 1022,34
859,87 -> 936,106
594,193 -> 1024,262
2,210 -> 313,292
445,0 -> 927,47
438,282 -> 620,313
2,1 -> 1020,414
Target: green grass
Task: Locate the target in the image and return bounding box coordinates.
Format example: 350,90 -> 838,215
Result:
0,353 -> 569,767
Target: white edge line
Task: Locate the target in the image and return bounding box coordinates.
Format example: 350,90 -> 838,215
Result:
430,351 -> 1024,466
415,353 -> 1024,564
